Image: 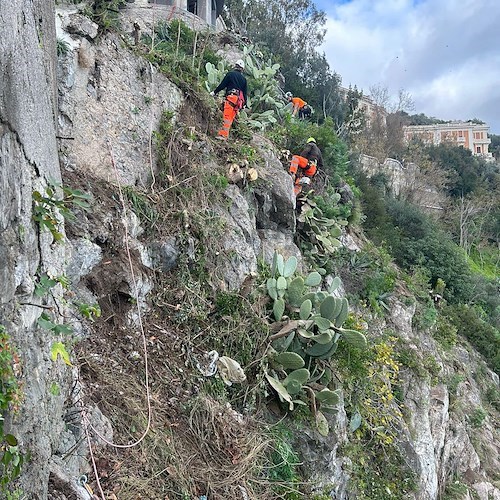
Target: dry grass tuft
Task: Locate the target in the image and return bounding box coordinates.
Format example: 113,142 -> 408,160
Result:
182,396 -> 269,499
77,318 -> 284,499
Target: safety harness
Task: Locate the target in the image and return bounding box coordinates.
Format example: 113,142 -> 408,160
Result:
226,88 -> 245,110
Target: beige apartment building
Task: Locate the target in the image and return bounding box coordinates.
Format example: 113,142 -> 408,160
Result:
403,122 -> 493,159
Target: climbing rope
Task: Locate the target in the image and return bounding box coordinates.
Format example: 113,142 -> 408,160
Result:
80,140 -> 155,499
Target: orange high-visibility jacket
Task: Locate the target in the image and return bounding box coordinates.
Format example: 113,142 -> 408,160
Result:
289,155 -> 317,177
291,97 -> 306,110
289,155 -> 317,196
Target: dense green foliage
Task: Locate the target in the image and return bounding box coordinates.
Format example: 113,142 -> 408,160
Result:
490,133 -> 500,160
444,305 -> 500,373
358,171 -> 499,373
359,180 -> 471,302
426,143 -> 494,197
385,200 -> 474,302
269,116 -> 349,181
223,0 -> 344,121
403,111 -> 447,126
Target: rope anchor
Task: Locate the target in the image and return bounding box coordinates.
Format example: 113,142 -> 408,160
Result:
79,474 -> 94,495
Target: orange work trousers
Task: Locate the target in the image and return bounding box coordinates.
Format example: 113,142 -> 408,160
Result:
218,95 -> 239,139
289,155 -> 317,195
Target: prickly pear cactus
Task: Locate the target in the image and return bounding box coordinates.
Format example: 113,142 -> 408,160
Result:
264,251 -> 368,433
205,61 -> 228,92
297,194 -> 348,264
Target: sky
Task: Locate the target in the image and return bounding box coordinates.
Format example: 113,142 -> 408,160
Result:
315,0 -> 500,134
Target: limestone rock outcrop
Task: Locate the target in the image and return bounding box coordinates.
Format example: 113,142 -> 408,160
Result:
1,1 -> 83,497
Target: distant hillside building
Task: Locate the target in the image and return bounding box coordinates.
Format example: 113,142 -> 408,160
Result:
340,87 -> 388,126
358,94 -> 388,125
403,121 -> 493,159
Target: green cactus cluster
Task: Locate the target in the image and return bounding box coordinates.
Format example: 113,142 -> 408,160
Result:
239,46 -> 284,130
264,252 -> 367,434
297,194 -> 348,262
205,45 -> 285,130
205,60 -> 228,92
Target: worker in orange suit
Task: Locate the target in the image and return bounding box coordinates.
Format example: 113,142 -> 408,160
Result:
289,137 -> 323,196
285,92 -> 307,118
211,59 -> 248,140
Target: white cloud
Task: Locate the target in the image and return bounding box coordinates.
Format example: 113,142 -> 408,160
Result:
319,0 -> 500,132
410,59 -> 500,121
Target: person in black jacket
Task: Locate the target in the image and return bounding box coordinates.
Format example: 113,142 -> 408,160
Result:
289,137 -> 323,196
211,59 -> 248,140
299,137 -> 323,170
299,104 -> 312,120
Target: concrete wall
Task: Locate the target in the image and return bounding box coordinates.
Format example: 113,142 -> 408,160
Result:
137,0 -> 220,27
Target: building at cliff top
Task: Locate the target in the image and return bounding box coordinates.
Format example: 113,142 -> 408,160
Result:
132,0 -> 225,30
403,121 -> 493,159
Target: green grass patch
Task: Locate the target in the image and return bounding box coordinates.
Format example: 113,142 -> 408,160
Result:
467,247 -> 499,280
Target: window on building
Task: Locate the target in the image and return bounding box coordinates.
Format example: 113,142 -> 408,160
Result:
458,130 -> 463,137
476,146 -> 481,153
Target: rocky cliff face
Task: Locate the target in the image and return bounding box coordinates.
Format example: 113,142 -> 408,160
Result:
0,1 -> 78,498
1,2 -> 498,499
387,300 -> 499,500
359,153 -> 445,210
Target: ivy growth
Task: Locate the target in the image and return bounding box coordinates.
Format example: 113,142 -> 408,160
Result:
0,326 -> 25,492
34,273 -> 69,298
37,312 -> 73,336
32,183 -> 91,243
76,303 -> 102,322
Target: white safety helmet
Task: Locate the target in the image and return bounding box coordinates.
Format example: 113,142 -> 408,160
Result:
235,59 -> 245,70
285,91 -> 292,98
